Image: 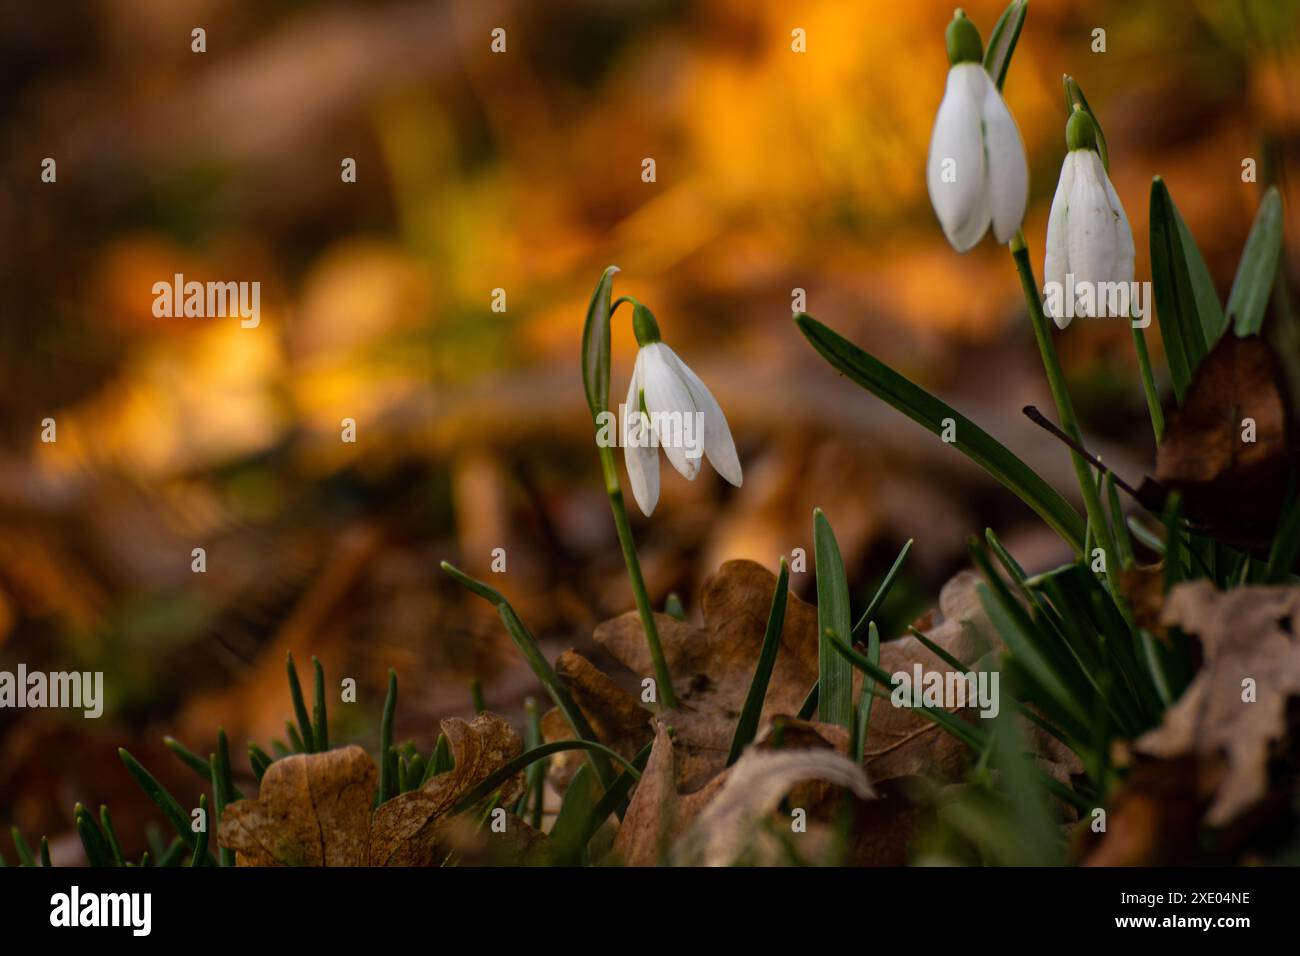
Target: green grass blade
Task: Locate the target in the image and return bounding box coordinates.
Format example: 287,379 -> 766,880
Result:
851,538 -> 913,639
190,794 -> 209,867
470,678 -> 487,714
579,738 -> 653,850
209,756 -> 234,867
452,740 -> 640,816
983,0 -> 1027,91
99,807 -> 126,867
851,623 -> 882,763
1265,484 -> 1300,583
1229,186 -> 1283,336
119,749 -> 198,849
311,656 -> 329,752
247,743 -> 271,783
74,804 -> 110,867
285,652 -> 315,754
215,729 -> 244,801
40,836 -> 51,867
814,509 -> 853,728
10,827 -> 35,867
378,669 -> 397,804
548,764 -> 598,866
163,736 -> 213,783
796,314 -> 1085,550
728,557 -> 790,764
797,682 -> 818,720
441,561 -> 615,787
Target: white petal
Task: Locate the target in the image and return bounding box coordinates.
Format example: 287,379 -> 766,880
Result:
981,77 -> 1028,244
1043,154 -> 1075,328
640,343 -> 701,481
1101,170 -> 1136,287
623,351 -> 660,515
661,346 -> 742,488
927,63 -> 991,252
1067,151 -> 1118,306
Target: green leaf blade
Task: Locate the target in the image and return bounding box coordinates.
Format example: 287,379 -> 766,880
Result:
814,509 -> 853,729
796,314 -> 1084,550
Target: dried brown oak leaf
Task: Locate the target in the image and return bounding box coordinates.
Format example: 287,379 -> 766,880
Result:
594,559 -> 823,792
540,649 -> 654,792
370,713 -> 526,865
1133,581 -> 1300,826
1139,334 -> 1295,548
220,713 -> 531,866
220,744 -> 376,866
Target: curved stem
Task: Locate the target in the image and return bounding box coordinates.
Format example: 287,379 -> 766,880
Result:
596,301 -> 679,709
1009,231 -> 1118,570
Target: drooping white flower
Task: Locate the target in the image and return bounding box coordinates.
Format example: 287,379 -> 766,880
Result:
622,305 -> 741,516
1042,109 -> 1135,329
926,13 -> 1028,252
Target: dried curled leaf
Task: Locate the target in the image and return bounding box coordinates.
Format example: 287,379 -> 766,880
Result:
673,747 -> 873,866
1135,581 -> 1300,826
1143,334 -> 1296,547
370,712 -> 525,865
219,745 -> 376,866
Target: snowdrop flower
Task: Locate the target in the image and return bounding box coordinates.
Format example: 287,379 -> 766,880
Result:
926,10 -> 1028,252
1043,108 -> 1135,328
622,303 -> 741,516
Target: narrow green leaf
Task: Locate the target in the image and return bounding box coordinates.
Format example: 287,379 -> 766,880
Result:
157,837 -> 186,868
851,538 -> 913,639
10,827 -> 35,867
1150,176 -> 1227,401
797,682 -> 818,721
216,729 -> 244,802
286,721 -> 306,754
286,652 -> 315,754
378,669 -> 397,804
452,740 -> 640,816
209,757 -> 234,867
441,561 -> 615,787
1229,186 -> 1283,336
248,743 -> 272,783
422,733 -> 453,785
40,836 -> 51,867
163,736 -> 213,783
852,623 -> 882,764
74,804 -> 110,867
814,509 -> 853,728
119,749 -> 196,848
579,739 -> 653,851
190,794 -> 209,867
728,557 -> 790,764
470,678 -> 487,715
100,807 -> 127,867
983,0 -> 1028,91
797,314 -> 1085,550
311,656 -> 329,751
581,265 -> 620,417
549,764 -> 598,866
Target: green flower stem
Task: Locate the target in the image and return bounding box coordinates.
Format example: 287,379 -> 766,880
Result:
596,440 -> 678,709
1009,231 -> 1118,569
1131,325 -> 1164,443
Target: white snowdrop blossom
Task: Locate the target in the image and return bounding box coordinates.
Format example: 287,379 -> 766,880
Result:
1042,110 -> 1136,329
926,13 -> 1028,252
622,305 -> 741,516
